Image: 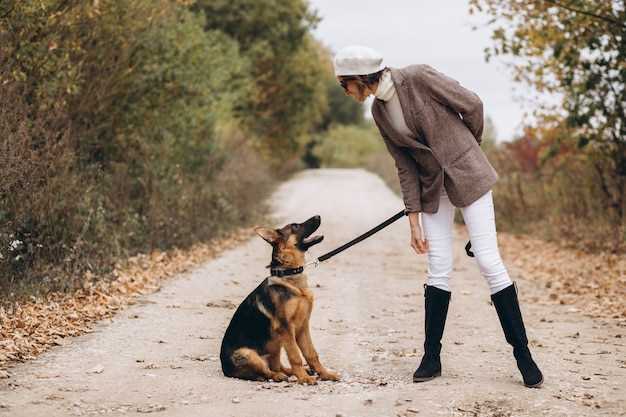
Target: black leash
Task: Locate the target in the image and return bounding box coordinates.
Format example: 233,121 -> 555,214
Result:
314,210 -> 475,264
318,209 -> 408,262
271,209 -> 474,277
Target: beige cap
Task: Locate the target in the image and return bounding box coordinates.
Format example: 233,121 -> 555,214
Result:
333,45 -> 384,76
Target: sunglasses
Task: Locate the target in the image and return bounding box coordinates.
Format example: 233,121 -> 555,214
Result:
338,77 -> 359,91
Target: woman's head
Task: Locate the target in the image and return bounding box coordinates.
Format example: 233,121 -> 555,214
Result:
336,70 -> 386,102
334,45 -> 386,102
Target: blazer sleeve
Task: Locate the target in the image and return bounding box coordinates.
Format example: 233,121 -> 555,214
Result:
374,120 -> 422,213
418,65 -> 484,144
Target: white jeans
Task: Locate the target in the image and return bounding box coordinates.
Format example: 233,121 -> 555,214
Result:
421,188 -> 512,294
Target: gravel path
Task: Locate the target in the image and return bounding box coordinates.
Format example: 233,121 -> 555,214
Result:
1,168 -> 624,417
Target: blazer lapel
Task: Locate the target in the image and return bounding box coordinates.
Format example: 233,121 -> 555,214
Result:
389,68 -> 424,142
372,99 -> 404,147
373,70 -> 431,152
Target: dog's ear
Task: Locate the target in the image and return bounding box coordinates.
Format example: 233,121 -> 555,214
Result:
255,227 -> 279,244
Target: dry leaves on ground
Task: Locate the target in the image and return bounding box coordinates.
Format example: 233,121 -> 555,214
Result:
0,227 -> 255,371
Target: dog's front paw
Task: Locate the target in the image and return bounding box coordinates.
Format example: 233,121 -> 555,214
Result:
270,371 -> 288,382
297,374 -> 318,385
319,370 -> 340,381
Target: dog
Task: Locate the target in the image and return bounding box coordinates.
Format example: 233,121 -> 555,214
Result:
219,215 -> 340,385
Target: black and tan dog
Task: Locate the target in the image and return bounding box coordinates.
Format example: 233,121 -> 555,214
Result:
219,215 -> 340,385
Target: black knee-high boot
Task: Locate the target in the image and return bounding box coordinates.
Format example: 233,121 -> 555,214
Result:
491,282 -> 544,388
413,284 -> 451,382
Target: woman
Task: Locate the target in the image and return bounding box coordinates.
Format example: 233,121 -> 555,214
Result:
333,45 -> 543,388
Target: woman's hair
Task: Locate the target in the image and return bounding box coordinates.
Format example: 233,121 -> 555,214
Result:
339,67 -> 387,93
338,67 -> 387,91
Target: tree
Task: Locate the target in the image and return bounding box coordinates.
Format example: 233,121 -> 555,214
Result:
469,0 -> 626,226
192,0 -> 328,159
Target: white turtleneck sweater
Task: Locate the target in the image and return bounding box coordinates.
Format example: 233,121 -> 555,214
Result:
374,69 -> 414,138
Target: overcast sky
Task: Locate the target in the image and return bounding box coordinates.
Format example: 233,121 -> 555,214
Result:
309,0 -> 529,142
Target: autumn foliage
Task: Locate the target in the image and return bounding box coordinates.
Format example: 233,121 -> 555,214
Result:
470,0 -> 625,250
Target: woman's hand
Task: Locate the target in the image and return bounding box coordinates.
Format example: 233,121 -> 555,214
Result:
408,212 -> 429,255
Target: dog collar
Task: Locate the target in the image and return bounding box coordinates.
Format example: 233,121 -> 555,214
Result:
270,266 -> 304,277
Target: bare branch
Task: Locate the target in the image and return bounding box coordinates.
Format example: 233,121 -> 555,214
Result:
539,0 -> 626,29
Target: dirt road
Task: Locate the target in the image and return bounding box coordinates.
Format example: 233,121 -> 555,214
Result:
1,169 -> 624,416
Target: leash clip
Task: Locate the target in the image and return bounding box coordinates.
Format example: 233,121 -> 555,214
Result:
305,258 -> 320,269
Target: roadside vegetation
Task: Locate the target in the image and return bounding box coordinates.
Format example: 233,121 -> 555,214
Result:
0,0 -> 356,300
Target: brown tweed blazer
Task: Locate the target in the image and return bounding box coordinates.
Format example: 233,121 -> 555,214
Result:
371,64 -> 498,213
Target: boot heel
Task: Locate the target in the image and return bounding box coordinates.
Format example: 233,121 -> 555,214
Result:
413,370 -> 441,383
524,375 -> 543,388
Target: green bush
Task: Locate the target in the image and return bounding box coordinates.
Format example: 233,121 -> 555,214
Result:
0,0 -> 330,299
193,0 -> 329,159
312,123 -> 384,168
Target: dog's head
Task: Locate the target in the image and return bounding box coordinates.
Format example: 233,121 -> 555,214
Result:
255,215 -> 324,268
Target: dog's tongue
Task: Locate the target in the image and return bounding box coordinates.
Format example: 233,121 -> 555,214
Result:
303,235 -> 323,245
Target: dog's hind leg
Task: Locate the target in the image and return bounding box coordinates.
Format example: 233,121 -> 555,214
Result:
231,348 -> 271,381
231,348 -> 286,382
